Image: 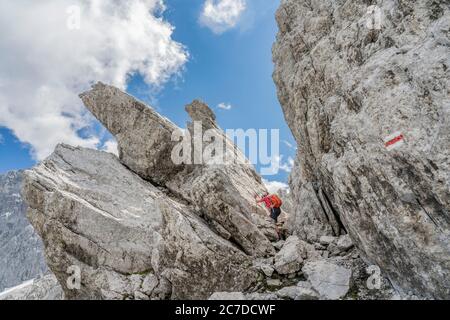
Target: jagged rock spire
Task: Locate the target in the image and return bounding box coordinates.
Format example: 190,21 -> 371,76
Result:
186,99 -> 218,130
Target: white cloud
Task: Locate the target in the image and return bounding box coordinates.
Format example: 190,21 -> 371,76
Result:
0,0 -> 188,160
199,0 -> 247,34
263,179 -> 289,194
260,155 -> 295,176
102,139 -> 119,157
281,156 -> 295,173
217,102 -> 232,110
275,155 -> 294,173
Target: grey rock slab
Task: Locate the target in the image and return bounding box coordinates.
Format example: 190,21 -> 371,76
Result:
266,279 -> 283,288
79,82 -> 182,186
319,236 -> 337,246
276,285 -> 319,300
302,260 -> 352,300
261,265 -> 275,278
23,144 -> 257,299
274,236 -> 306,274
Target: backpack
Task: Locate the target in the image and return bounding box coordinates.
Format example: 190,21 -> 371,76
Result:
270,194 -> 282,208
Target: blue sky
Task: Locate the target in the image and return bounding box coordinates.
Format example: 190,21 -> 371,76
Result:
0,0 -> 296,185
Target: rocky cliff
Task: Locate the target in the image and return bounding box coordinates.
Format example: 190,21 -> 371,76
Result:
273,0 -> 449,298
0,171 -> 48,291
23,83 -> 283,300
19,1 -> 449,300
23,83 -> 405,300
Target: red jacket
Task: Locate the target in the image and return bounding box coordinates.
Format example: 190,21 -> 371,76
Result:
257,196 -> 272,209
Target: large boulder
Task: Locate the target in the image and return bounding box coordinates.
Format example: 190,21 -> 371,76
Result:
79,82 -> 182,185
80,83 -> 275,256
23,144 -> 258,299
302,260 -> 352,300
273,0 -> 450,298
274,236 -> 306,274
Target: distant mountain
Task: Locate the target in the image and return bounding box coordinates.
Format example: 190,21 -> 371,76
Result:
0,170 -> 48,291
0,274 -> 62,300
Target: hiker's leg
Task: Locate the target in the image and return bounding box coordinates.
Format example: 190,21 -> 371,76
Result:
271,208 -> 280,222
274,208 -> 282,240
270,208 -> 281,240
270,208 -> 278,222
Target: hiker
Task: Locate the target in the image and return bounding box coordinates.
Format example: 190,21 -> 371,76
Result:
255,192 -> 283,223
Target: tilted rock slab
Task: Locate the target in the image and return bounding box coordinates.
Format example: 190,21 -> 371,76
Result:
23,145 -> 258,299
79,82 -> 182,186
80,83 -> 276,257
273,0 -> 449,298
286,182 -> 336,241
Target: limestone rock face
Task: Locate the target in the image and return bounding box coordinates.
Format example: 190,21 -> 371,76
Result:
80,83 -> 275,257
23,144 -> 258,299
286,182 -> 335,241
79,82 -> 182,185
273,0 -> 450,298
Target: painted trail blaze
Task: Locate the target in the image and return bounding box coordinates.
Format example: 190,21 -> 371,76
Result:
384,132 -> 405,150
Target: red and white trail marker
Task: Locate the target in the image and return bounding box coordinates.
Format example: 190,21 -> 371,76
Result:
384,131 -> 405,151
